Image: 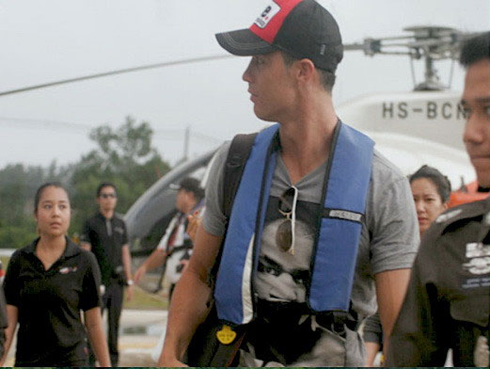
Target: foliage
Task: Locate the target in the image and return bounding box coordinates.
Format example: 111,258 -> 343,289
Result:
0,116 -> 171,248
70,116 -> 171,232
0,224 -> 37,249
123,285 -> 168,310
0,162 -> 66,248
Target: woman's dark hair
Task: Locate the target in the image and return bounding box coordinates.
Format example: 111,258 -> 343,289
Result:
409,165 -> 452,203
34,182 -> 70,214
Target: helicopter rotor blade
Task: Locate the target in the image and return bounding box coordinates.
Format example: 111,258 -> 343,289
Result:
1,26 -> 486,97
0,54 -> 233,98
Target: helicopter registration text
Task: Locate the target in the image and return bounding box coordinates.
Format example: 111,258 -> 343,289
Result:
382,101 -> 465,120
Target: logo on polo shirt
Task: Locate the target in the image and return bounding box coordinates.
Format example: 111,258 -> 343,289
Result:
59,266 -> 78,274
255,1 -> 281,29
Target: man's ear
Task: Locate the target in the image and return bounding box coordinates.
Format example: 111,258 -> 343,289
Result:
297,58 -> 316,82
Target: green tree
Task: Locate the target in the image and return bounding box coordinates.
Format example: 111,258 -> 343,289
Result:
0,162 -> 67,248
0,117 -> 170,248
70,116 -> 171,232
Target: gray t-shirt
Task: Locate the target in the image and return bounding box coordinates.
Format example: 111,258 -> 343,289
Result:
202,135 -> 419,365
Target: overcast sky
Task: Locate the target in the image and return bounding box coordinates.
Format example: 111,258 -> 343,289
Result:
0,0 -> 488,168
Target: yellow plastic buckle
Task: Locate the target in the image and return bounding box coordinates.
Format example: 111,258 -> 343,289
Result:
216,325 -> 237,345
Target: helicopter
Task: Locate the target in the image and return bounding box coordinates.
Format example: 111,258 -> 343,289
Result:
124,26 -> 488,291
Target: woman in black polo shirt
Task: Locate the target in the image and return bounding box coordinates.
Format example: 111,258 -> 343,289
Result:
0,182 -> 111,367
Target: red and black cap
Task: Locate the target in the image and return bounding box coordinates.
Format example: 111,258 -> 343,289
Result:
215,0 -> 343,73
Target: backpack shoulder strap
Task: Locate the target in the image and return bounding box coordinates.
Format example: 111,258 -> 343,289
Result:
186,133 -> 257,366
222,132 -> 258,218
207,132 -> 257,290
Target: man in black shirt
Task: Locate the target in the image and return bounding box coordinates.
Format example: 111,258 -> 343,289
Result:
387,32 -> 490,367
81,182 -> 133,367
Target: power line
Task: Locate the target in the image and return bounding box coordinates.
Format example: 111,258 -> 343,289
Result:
189,130 -> 223,144
0,116 -> 94,133
0,116 -> 223,144
0,54 -> 233,97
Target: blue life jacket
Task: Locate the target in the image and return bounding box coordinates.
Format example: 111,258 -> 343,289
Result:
214,121 -> 374,325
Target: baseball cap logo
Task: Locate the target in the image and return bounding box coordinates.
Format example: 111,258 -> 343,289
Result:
261,6 -> 272,18
254,1 -> 281,29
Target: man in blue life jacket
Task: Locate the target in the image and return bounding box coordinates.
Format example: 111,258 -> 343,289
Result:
386,32 -> 490,368
159,0 -> 419,366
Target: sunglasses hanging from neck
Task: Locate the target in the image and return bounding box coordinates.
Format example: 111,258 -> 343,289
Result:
276,186 -> 299,255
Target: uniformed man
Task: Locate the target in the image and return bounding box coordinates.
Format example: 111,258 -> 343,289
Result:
387,31 -> 490,367
80,182 -> 133,367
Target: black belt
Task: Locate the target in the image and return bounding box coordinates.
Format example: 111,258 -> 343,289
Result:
256,299 -> 310,321
316,311 -> 361,336
256,299 -> 360,334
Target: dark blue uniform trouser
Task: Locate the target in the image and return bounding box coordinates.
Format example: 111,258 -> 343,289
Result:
89,282 -> 124,367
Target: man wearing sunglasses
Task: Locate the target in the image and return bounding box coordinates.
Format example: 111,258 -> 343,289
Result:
80,182 -> 133,366
160,0 -> 419,367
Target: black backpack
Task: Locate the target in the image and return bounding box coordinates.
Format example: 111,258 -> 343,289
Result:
221,132 -> 258,219
214,132 -> 258,281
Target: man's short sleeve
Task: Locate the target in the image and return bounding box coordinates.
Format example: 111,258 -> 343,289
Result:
80,219 -> 92,244
121,218 -> 129,245
368,154 -> 419,274
202,142 -> 231,237
80,251 -> 102,311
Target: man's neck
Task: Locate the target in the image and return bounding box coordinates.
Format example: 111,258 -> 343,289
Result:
279,111 -> 338,184
181,200 -> 198,215
100,209 -> 114,219
273,86 -> 338,183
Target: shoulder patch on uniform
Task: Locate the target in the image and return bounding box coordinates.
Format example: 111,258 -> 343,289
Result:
463,242 -> 490,275
484,212 -> 490,226
435,209 -> 463,223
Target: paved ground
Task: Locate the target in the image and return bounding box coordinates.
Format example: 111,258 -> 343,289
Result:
119,309 -> 168,366
4,309 -> 168,367
3,308 -> 455,367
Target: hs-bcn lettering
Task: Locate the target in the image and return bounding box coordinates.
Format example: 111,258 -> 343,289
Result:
382,101 -> 465,120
